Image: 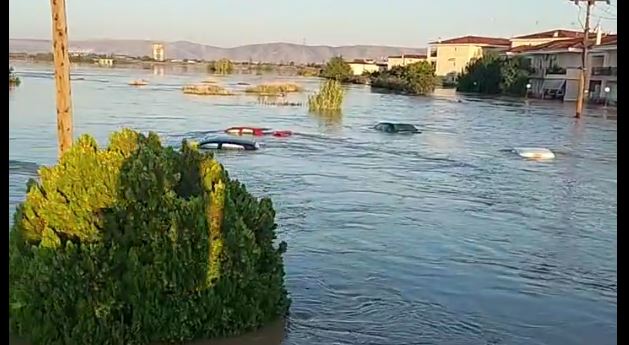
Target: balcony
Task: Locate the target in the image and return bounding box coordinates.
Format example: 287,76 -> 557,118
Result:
591,66 -> 617,76
545,66 -> 566,75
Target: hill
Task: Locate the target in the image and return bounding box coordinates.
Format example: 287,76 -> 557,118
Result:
9,39 -> 426,64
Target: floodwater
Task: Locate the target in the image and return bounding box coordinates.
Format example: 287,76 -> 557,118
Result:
9,63 -> 617,345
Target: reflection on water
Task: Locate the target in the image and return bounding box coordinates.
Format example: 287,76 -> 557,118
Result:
9,63 -> 617,345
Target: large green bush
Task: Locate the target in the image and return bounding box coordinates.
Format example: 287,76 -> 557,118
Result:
9,129 -> 289,345
320,56 -> 352,82
456,53 -> 530,96
370,61 -> 437,95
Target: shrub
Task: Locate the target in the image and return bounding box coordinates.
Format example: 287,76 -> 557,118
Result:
207,58 -> 234,74
183,84 -> 234,95
370,61 -> 437,95
245,83 -> 303,95
9,129 -> 290,345
320,56 -> 352,82
9,67 -> 21,86
308,79 -> 344,112
456,53 -> 530,96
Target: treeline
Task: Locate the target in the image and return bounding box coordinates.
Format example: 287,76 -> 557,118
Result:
319,56 -> 438,95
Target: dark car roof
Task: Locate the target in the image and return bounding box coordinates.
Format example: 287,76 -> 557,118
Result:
199,136 -> 258,146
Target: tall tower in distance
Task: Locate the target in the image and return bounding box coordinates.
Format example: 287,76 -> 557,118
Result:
152,43 -> 165,62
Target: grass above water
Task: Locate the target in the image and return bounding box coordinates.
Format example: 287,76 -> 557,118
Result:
182,84 -> 234,95
245,83 -> 303,96
308,79 -> 344,112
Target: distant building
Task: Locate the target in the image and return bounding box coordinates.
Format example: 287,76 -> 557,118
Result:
96,58 -> 114,67
69,49 -> 92,57
152,43 -> 165,62
428,36 -> 511,79
348,59 -> 380,75
386,54 -> 427,70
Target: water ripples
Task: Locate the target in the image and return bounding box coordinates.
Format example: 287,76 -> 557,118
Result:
8,65 -> 617,345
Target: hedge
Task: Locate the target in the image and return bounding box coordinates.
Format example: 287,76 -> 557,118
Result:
9,129 -> 290,345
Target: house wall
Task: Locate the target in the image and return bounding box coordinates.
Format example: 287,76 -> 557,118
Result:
348,63 -> 380,76
433,44 -> 487,77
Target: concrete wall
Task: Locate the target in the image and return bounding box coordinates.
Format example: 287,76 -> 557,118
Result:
348,63 -> 380,76
433,44 -> 484,77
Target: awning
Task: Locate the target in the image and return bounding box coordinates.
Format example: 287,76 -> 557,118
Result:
542,79 -> 566,91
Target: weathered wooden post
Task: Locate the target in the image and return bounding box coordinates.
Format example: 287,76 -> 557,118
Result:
50,0 -> 73,157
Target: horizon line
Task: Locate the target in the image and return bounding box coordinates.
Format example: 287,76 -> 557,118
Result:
9,37 -> 427,49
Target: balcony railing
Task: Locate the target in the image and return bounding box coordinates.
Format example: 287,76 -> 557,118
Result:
545,67 -> 567,75
591,66 -> 617,76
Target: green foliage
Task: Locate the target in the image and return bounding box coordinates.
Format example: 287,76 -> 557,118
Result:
308,79 -> 344,112
9,129 -> 289,345
208,58 -> 234,74
456,53 -> 530,96
296,67 -> 320,77
245,83 -> 303,95
9,67 -> 21,86
182,84 -> 234,96
321,56 -> 352,82
370,61 -> 437,95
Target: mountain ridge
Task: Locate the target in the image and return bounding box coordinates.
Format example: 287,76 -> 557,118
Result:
9,38 -> 426,64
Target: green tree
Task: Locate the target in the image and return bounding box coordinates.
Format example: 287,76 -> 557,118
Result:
456,53 -> 530,96
370,61 -> 437,95
208,58 -> 234,74
403,61 -> 438,95
321,56 -> 352,81
456,54 -> 502,94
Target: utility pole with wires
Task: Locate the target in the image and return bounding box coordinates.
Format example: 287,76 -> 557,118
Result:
572,0 -> 609,118
50,0 -> 74,157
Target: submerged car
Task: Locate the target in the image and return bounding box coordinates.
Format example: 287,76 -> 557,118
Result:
195,136 -> 260,150
374,122 -> 420,133
225,126 -> 293,137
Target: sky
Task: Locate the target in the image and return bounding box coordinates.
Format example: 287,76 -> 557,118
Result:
9,0 -> 617,47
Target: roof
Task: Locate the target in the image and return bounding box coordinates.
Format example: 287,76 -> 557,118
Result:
429,36 -> 511,46
512,29 -> 583,39
509,34 -> 617,54
598,34 -> 617,46
387,54 -> 427,59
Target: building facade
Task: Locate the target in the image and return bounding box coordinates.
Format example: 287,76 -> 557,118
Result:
152,43 -> 165,62
508,32 -> 617,103
428,36 -> 511,79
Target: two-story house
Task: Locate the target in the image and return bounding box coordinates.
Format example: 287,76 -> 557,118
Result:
428,36 -> 512,80
588,35 -> 617,104
508,30 -> 615,102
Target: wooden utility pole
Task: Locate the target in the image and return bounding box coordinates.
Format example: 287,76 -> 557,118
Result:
50,0 -> 73,157
573,0 -> 610,118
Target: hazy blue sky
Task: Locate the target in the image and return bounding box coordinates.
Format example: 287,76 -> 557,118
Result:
9,0 -> 617,47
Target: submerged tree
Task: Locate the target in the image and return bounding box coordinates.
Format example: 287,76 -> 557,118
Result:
208,58 -> 234,74
370,61 -> 437,95
457,53 -> 530,96
321,56 -> 352,82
